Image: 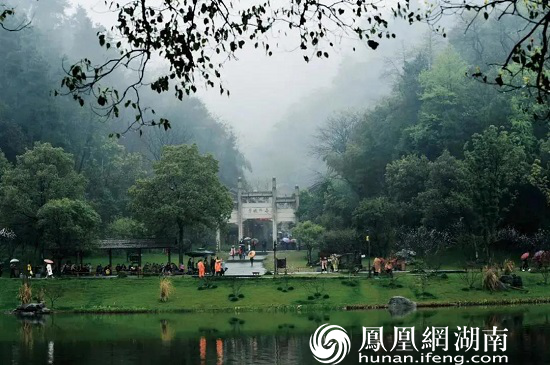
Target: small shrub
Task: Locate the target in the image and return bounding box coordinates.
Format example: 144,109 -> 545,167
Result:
417,273 -> 431,295
228,279 -> 244,302
277,277 -> 294,293
459,265 -> 481,290
229,317 -> 245,325
44,285 -> 65,309
303,278 -> 327,301
33,287 -> 45,303
537,251 -> 550,284
387,275 -> 403,288
159,278 -> 173,302
323,294 -> 330,299
341,280 -> 358,287
308,296 -> 315,300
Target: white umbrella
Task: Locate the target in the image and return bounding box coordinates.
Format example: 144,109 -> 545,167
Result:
44,259 -> 54,264
282,237 -> 290,243
9,259 -> 19,264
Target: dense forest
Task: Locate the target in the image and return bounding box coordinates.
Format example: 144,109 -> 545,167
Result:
1,0 -> 549,266
0,1 -> 248,262
296,16 -> 550,263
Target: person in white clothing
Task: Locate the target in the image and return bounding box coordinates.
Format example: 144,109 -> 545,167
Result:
46,263 -> 54,278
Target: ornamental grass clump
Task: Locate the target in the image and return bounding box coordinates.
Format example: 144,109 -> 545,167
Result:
483,267 -> 503,292
159,278 -> 173,302
503,259 -> 515,275
18,283 -> 32,305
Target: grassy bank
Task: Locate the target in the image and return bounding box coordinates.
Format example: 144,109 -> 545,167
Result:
2,271 -> 550,313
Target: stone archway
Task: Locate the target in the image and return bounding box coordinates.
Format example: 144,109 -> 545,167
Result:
225,177 -> 299,250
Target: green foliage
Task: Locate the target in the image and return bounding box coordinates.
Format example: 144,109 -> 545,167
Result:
417,151 -> 473,230
465,126 -> 526,254
353,197 -> 398,256
107,217 -> 148,239
321,228 -> 361,254
0,143 -> 87,254
38,198 -> 101,259
302,28 -> 547,260
83,138 -> 146,226
292,221 -> 325,264
129,144 -> 233,251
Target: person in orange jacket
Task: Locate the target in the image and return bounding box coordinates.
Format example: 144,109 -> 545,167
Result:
214,257 -> 222,276
197,259 -> 205,278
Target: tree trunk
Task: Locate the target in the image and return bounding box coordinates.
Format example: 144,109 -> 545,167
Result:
178,221 -> 184,265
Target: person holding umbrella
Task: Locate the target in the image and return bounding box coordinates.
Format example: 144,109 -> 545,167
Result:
248,250 -> 256,267
521,252 -> 530,271
44,259 -> 54,278
9,259 -> 19,278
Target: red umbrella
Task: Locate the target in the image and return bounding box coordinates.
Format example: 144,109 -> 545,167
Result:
521,252 -> 530,260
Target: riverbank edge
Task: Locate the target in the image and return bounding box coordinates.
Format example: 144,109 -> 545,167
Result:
7,296 -> 549,315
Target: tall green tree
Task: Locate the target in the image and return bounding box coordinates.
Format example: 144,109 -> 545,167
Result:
352,197 -> 398,256
292,221 -> 325,265
129,144 -> 233,263
37,198 -> 100,265
82,138 -> 146,226
0,142 -> 86,256
417,150 -> 474,231
465,125 -> 526,257
385,154 -> 430,227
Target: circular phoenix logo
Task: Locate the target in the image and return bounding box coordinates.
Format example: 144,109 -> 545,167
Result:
309,323 -> 351,364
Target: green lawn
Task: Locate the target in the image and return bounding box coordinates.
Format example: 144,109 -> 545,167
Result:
2,271 -> 550,313
263,250 -> 313,272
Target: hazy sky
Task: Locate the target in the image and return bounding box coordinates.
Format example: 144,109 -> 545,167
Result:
69,0 -> 434,188
198,47 -> 343,142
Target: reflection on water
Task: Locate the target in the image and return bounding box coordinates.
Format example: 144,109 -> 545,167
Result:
160,319 -> 174,343
47,341 -> 54,365
1,306 -> 550,364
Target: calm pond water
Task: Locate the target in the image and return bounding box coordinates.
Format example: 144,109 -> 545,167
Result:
1,305 -> 550,365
